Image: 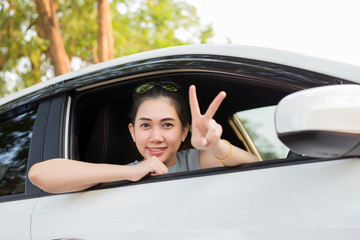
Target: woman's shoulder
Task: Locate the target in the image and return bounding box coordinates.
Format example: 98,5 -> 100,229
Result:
175,148 -> 200,171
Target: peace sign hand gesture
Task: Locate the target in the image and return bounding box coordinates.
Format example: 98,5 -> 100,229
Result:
189,85 -> 226,151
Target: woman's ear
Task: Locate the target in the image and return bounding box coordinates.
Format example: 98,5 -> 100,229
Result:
181,124 -> 190,142
128,123 -> 136,142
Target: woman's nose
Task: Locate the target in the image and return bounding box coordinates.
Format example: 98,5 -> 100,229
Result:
150,128 -> 164,142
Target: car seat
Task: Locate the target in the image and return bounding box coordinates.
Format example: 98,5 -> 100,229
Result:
84,104 -> 141,165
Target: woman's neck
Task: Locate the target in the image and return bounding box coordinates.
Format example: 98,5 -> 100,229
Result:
164,154 -> 177,168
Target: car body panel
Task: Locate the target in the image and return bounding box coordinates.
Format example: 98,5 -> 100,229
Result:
31,157 -> 360,240
0,198 -> 37,239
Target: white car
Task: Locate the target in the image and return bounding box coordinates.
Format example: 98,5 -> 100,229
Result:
1,45 -> 360,239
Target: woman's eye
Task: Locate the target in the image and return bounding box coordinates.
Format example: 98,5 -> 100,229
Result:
140,123 -> 150,128
163,122 -> 174,127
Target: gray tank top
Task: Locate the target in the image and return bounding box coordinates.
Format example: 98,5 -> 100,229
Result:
169,149 -> 200,173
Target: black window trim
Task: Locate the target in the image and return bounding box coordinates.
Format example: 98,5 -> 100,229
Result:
25,100 -> 51,196
43,94 -> 67,161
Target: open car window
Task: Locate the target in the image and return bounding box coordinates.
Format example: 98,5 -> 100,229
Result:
69,72 -> 290,174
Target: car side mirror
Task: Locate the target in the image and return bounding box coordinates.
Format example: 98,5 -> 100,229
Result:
275,84 -> 360,158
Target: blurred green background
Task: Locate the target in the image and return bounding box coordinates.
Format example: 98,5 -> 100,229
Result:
0,0 -> 214,97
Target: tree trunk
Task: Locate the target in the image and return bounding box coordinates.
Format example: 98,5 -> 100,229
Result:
35,0 -> 71,76
97,0 -> 114,62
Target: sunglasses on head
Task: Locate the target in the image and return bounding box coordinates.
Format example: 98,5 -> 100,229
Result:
135,82 -> 179,94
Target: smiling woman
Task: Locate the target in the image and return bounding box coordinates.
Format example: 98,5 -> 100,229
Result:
128,98 -> 189,169
28,81 -> 258,193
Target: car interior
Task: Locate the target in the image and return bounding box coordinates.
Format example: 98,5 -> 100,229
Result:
70,72 -> 290,165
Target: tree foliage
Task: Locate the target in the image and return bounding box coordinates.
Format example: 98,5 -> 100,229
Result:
0,0 -> 48,94
0,0 -> 213,97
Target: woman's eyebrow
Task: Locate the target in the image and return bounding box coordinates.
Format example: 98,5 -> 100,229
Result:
161,118 -> 176,121
138,117 -> 175,121
138,117 -> 151,121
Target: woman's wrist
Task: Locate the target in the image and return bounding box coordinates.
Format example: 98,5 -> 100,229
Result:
212,139 -> 232,161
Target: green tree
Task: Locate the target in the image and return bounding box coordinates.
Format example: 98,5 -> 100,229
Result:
0,0 -> 213,97
0,0 -> 48,94
35,0 -> 71,75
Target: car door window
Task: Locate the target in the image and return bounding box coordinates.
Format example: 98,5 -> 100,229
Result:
233,105 -> 289,161
0,109 -> 37,196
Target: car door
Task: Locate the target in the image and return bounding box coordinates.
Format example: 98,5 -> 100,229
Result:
30,156 -> 360,240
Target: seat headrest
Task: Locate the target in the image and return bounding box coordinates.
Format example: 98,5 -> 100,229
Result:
84,104 -> 141,165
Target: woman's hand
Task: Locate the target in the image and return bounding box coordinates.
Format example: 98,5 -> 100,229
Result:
189,85 -> 226,151
129,156 -> 168,181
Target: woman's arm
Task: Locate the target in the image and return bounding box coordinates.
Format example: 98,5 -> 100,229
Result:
28,157 -> 168,194
199,139 -> 259,169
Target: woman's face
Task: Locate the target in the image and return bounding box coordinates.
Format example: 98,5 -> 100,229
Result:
129,97 -> 189,167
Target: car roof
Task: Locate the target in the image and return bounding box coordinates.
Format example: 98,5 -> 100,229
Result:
1,44 -> 360,107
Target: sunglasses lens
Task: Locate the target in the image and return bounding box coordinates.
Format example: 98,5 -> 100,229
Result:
161,83 -> 178,92
135,84 -> 154,94
135,82 -> 178,94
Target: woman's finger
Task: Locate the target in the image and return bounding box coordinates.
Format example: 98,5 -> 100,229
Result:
150,165 -> 167,176
159,161 -> 169,174
203,120 -> 215,145
191,134 -> 207,150
189,85 -> 201,118
204,91 -> 226,119
203,119 -> 220,148
146,157 -> 168,175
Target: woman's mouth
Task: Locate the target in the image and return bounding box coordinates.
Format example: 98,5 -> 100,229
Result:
147,147 -> 166,156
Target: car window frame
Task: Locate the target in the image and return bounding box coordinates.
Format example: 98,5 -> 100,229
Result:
64,65 -> 352,191
39,55 -> 359,194
62,72 -> 318,193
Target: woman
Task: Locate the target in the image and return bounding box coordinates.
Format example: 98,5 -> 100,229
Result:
28,82 -> 258,193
